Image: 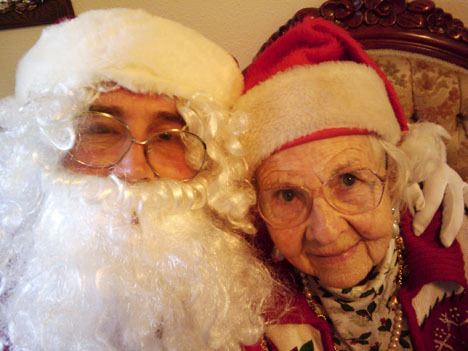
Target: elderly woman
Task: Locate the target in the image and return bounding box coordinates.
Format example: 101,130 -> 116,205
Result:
238,18 -> 467,351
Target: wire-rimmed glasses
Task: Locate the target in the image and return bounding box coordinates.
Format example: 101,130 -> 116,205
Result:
68,111 -> 207,181
257,168 -> 386,228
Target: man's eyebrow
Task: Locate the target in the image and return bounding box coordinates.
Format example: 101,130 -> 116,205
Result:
87,106 -> 185,125
155,111 -> 185,124
89,104 -> 123,117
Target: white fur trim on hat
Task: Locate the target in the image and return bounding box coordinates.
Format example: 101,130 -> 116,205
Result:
15,8 -> 242,107
236,61 -> 401,171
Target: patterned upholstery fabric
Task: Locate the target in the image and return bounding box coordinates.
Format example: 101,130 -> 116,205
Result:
370,52 -> 468,180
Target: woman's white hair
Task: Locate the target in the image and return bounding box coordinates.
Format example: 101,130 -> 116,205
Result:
368,135 -> 410,209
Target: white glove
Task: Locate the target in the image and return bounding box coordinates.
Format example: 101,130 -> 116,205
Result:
411,163 -> 468,247
405,182 -> 425,216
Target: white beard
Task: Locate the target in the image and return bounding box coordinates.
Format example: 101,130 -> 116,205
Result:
0,170 -> 272,351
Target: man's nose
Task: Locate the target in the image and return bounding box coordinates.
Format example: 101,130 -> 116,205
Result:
111,143 -> 156,183
304,198 -> 346,245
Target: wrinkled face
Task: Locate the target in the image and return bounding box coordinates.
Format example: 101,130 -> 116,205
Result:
256,135 -> 394,288
64,88 -> 204,182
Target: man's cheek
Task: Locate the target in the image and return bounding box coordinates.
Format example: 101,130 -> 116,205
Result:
62,154 -> 110,177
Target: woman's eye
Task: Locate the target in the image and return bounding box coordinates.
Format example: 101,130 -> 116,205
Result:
278,189 -> 296,202
341,173 -> 357,187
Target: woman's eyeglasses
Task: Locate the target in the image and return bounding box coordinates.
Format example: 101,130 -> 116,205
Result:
257,168 -> 386,228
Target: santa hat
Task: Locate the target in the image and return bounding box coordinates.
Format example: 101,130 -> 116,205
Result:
15,8 -> 242,107
236,17 -> 447,177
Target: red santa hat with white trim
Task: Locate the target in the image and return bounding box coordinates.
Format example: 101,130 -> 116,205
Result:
236,17 -> 447,179
15,8 -> 242,108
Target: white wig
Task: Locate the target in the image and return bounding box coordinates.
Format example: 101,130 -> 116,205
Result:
0,9 -> 275,350
0,83 -> 272,350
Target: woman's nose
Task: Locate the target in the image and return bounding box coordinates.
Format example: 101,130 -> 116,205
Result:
304,198 -> 346,245
111,144 -> 157,183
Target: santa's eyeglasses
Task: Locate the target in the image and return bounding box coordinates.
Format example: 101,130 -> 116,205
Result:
68,111 -> 206,180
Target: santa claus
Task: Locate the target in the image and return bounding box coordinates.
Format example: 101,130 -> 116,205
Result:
0,9 -> 273,351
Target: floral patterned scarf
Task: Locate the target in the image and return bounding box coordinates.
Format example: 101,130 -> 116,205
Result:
304,239 -> 412,351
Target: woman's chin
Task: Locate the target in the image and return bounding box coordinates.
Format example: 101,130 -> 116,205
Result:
305,242 -> 374,289
314,258 -> 374,289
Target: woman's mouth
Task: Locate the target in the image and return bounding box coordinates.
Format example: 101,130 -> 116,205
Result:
308,241 -> 361,264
